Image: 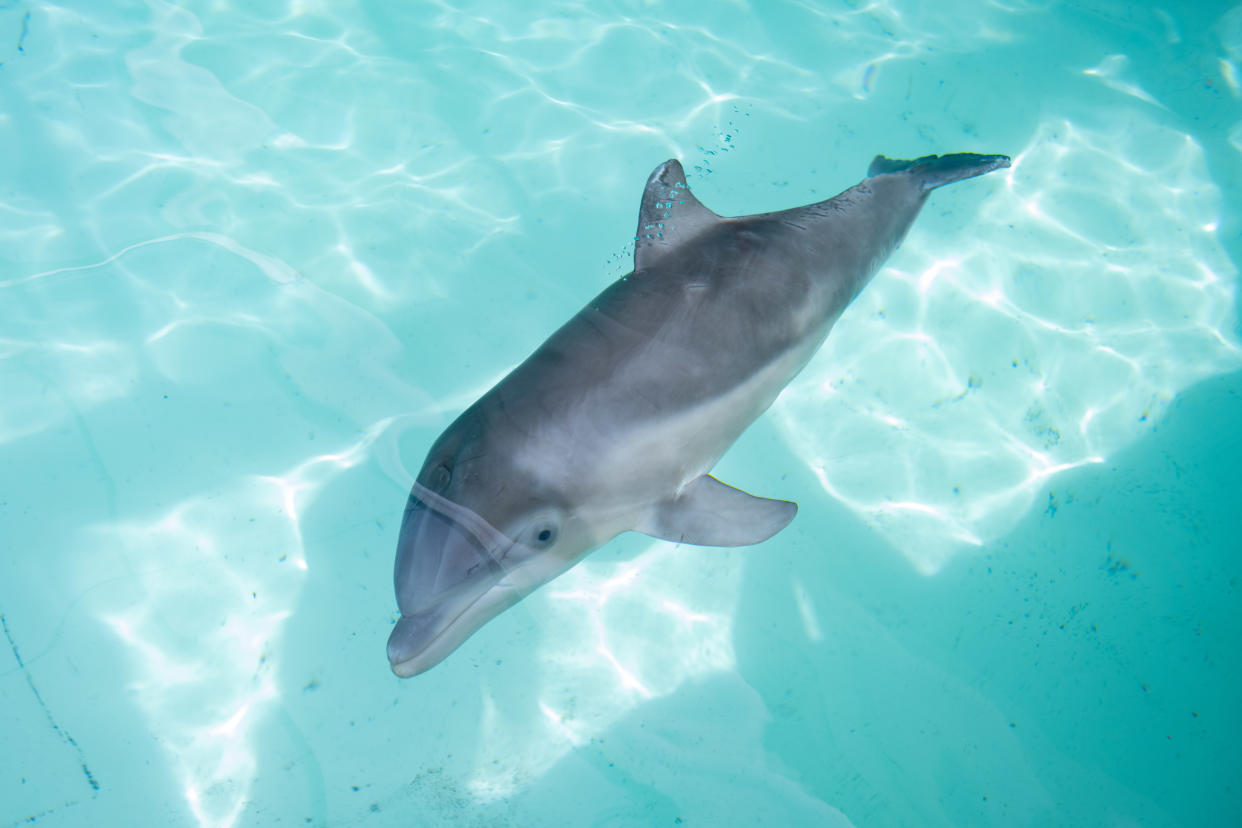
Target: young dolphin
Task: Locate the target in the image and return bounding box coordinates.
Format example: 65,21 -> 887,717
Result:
388,152 -> 1010,677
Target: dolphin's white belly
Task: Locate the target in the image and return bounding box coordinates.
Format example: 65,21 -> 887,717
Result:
510,323 -> 823,540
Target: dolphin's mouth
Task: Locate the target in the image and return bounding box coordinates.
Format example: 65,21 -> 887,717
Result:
386,584 -> 500,677
387,482 -> 521,677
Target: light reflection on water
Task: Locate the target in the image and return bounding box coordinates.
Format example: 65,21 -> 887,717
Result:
93,423 -> 381,826
1,0 -> 1238,826
774,113 -> 1239,574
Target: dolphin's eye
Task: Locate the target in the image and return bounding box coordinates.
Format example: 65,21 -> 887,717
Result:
528,521 -> 558,548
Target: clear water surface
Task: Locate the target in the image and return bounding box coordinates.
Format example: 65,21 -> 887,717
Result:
1,1 -> 1240,826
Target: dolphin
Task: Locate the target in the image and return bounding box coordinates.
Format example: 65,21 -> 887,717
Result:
388,152 -> 1010,677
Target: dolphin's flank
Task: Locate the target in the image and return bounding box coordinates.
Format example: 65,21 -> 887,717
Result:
388,152 -> 1011,677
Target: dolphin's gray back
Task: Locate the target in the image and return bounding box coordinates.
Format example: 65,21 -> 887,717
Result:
472,154 -> 1007,475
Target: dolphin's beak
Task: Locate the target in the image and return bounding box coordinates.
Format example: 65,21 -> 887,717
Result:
387,487 -> 517,677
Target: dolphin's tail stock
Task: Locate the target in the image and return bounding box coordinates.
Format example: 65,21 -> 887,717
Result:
867,152 -> 1011,191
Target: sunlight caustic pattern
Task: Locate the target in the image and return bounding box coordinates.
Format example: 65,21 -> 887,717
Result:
0,214 -> 418,826
464,540 -> 739,801
94,429 -> 381,828
774,114 -> 1240,574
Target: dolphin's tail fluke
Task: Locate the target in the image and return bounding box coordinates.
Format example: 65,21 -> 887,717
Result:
868,152 -> 1011,190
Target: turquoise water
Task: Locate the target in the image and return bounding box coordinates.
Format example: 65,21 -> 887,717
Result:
2,0 -> 1240,825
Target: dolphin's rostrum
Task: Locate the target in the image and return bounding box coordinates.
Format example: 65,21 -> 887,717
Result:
388,152 -> 1010,677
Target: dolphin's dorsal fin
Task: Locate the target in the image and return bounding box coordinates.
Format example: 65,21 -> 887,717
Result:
636,474 -> 798,547
634,160 -> 721,271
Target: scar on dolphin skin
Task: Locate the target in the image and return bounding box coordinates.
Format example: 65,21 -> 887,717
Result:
2,612 -> 100,820
387,152 -> 1012,678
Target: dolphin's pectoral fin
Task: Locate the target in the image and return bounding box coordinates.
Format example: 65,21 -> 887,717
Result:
634,159 -> 721,271
636,474 -> 798,547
